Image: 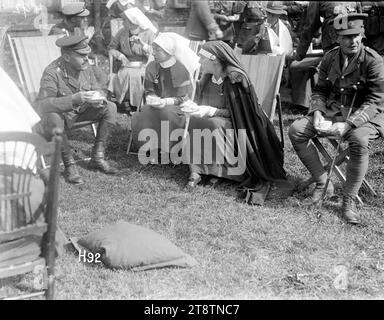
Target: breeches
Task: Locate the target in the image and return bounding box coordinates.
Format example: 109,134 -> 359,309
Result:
41,101 -> 116,139
288,116 -> 379,197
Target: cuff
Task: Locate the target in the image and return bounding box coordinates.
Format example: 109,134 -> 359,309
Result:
164,98 -> 175,106
142,43 -> 149,53
206,22 -> 219,32
208,107 -> 218,117
347,109 -> 370,128
308,96 -> 326,115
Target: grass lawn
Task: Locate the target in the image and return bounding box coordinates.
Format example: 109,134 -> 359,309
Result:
1,107 -> 384,300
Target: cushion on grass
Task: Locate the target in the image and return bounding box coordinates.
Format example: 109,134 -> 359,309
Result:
75,221 -> 198,271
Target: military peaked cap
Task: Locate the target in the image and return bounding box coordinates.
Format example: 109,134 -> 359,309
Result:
56,35 -> 91,54
62,2 -> 90,17
333,13 -> 368,35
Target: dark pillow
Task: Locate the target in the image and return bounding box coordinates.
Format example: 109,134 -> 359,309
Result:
73,221 -> 198,271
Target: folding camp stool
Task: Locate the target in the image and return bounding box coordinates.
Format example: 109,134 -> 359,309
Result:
299,135 -> 377,205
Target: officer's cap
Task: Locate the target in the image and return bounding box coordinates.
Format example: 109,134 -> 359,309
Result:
56,35 -> 91,55
333,13 -> 368,36
62,2 -> 89,17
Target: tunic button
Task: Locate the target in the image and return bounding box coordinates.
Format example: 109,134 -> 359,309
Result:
340,88 -> 344,92
341,76 -> 345,79
341,105 -> 344,108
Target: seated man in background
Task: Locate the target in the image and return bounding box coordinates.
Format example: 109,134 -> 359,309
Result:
288,13 -> 384,225
49,2 -> 90,36
37,35 -> 118,185
242,1 -> 293,55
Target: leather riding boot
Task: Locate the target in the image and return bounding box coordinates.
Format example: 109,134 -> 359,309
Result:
88,142 -> 118,174
88,120 -> 118,174
61,147 -> 83,185
342,196 -> 361,224
303,181 -> 334,206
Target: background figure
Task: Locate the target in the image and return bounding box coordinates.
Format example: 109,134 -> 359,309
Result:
235,1 -> 267,49
140,0 -> 166,30
362,2 -> 384,57
49,2 -> 90,36
108,7 -> 156,113
185,0 -> 223,41
289,1 -> 361,111
283,1 -> 308,47
132,32 -> 198,161
37,36 -> 118,185
212,1 -> 242,48
288,13 -> 384,225
242,1 -> 293,55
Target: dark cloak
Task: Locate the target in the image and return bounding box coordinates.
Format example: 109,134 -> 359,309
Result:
197,41 -> 287,184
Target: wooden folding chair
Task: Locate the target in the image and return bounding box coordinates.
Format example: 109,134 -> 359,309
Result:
299,135 -> 377,205
0,130 -> 62,300
236,52 -> 286,148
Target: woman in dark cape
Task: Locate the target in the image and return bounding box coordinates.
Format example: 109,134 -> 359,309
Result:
185,41 -> 289,201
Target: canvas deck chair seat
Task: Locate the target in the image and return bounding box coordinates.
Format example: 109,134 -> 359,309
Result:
298,134 -> 377,205
0,131 -> 62,300
235,50 -> 285,147
7,34 -> 98,137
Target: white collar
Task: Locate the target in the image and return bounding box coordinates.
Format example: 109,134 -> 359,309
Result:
211,75 -> 223,85
160,56 -> 177,69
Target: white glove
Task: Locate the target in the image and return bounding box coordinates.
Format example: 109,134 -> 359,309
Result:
181,102 -> 217,118
146,95 -> 165,109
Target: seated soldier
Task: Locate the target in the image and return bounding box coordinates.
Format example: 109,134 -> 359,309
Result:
36,35 -> 118,185
288,13 -> 384,225
49,2 -> 90,36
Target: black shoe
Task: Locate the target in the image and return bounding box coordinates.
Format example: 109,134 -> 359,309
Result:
342,196 -> 361,224
63,165 -> 84,185
187,172 -> 201,188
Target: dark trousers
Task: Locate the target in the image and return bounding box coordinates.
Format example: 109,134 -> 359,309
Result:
288,116 -> 380,197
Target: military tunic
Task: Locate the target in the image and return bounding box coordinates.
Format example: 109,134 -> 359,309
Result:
37,57 -> 116,129
289,44 -> 384,198
309,45 -> 384,136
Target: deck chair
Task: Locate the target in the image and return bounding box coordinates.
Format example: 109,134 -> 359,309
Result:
0,130 -> 62,300
236,52 -> 286,148
7,33 -> 98,138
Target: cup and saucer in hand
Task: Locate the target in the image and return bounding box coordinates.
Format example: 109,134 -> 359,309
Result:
316,120 -> 334,136
180,100 -> 199,114
87,91 -> 106,105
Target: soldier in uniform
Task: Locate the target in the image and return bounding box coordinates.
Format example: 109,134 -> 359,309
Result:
212,1 -> 242,48
235,1 -> 267,50
289,2 -> 361,111
37,36 -> 118,185
49,2 -> 90,36
288,13 -> 384,224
